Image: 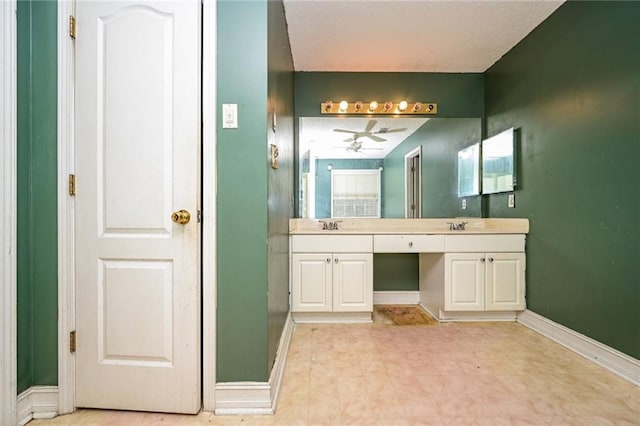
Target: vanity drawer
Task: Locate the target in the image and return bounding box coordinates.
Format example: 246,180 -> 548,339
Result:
291,235 -> 373,253
444,234 -> 525,252
373,234 -> 445,253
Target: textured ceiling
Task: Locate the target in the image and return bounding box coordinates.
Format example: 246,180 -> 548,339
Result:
283,0 -> 565,72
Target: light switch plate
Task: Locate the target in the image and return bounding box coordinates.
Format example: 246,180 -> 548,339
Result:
508,193 -> 516,208
461,199 -> 467,210
222,104 -> 238,129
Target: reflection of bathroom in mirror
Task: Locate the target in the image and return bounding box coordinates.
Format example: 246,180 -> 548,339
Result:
482,127 -> 516,194
297,117 -> 482,219
457,143 -> 480,197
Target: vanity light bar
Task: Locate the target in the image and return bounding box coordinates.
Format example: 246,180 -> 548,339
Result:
321,101 -> 437,115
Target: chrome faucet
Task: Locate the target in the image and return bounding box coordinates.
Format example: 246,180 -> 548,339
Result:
447,221 -> 468,231
319,220 -> 341,231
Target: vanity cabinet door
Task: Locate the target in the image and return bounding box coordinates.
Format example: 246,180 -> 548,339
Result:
291,254 -> 332,312
444,253 -> 485,311
485,253 -> 525,311
333,253 -> 373,312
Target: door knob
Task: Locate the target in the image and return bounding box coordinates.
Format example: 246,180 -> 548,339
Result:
172,209 -> 191,224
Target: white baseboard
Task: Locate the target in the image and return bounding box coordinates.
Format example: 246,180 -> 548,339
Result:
17,386 -> 58,425
373,291 -> 420,305
214,312 -> 294,415
438,310 -> 517,322
517,309 -> 640,386
292,311 -> 372,323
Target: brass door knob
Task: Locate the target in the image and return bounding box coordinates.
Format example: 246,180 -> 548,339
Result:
172,209 -> 191,225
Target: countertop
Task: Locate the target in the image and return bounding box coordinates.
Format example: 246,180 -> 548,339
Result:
289,218 -> 529,235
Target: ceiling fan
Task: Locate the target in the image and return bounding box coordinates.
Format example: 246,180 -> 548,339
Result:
333,119 -> 407,143
346,139 -> 384,154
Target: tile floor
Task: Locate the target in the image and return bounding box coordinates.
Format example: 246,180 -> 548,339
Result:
29,318 -> 639,425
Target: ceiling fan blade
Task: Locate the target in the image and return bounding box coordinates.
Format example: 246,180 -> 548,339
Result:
380,127 -> 408,134
364,120 -> 377,133
333,129 -> 357,134
343,137 -> 355,142
366,134 -> 386,142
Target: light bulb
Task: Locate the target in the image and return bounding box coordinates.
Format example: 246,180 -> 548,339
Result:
339,100 -> 348,112
383,101 -> 393,112
354,101 -> 363,112
412,102 -> 422,112
398,101 -> 408,111
369,101 -> 379,111
324,101 -> 333,112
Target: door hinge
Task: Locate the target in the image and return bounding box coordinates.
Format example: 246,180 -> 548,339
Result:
70,331 -> 76,353
69,174 -> 76,196
69,15 -> 76,39
197,210 -> 202,223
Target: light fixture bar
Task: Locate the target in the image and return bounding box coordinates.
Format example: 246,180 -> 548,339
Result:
321,101 -> 437,115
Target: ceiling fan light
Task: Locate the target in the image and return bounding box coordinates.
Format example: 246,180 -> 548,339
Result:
398,101 -> 408,111
339,100 -> 349,112
412,102 -> 422,112
369,101 -> 378,111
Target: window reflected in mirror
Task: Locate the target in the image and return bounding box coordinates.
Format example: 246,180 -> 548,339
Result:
482,127 -> 516,194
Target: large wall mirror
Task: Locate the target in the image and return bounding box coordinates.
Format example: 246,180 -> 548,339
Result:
297,117 -> 482,219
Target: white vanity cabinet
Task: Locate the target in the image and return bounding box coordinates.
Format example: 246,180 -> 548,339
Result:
444,252 -> 525,311
421,234 -> 526,321
291,235 -> 373,319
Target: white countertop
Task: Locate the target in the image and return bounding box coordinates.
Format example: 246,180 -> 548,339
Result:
289,218 -> 529,235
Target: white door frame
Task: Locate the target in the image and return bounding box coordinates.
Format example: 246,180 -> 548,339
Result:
1,1 -> 18,424
56,0 -> 217,414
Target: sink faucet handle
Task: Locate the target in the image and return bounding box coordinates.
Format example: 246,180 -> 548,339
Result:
447,222 -> 455,231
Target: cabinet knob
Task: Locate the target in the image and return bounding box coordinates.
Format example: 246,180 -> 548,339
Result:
334,258 -> 338,263
489,257 -> 494,262
326,258 -> 331,263
408,241 -> 413,247
480,258 -> 486,262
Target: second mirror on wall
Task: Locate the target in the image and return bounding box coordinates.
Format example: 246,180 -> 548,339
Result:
458,127 -> 516,197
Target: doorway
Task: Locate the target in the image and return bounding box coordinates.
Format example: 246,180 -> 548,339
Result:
405,146 -> 422,218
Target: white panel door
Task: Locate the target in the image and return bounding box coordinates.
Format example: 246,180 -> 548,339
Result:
75,0 -> 201,413
445,254 -> 484,311
333,254 -> 373,312
485,253 -> 526,311
291,254 -> 332,312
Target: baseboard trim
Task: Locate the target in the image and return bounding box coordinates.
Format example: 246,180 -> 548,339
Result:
17,386 -> 58,425
373,291 -> 420,305
292,311 -> 372,323
517,309 -> 640,386
214,312 -> 294,415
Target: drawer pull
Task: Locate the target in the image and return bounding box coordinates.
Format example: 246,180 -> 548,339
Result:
408,242 -> 413,247
326,258 -> 331,263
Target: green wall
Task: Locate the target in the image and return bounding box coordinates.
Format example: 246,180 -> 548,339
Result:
217,0 -> 294,382
382,118 -> 482,218
266,0 -> 295,372
16,0 -> 58,394
485,1 -> 640,357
